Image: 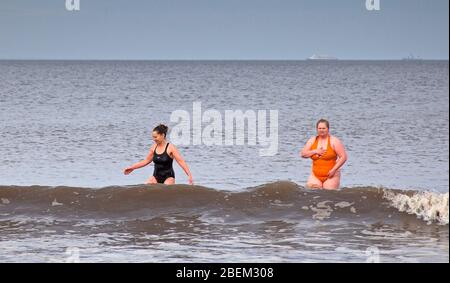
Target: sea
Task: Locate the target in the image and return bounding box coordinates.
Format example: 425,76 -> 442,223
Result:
0,60 -> 448,262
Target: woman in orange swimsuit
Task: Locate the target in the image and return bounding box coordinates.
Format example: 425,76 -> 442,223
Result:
300,119 -> 347,190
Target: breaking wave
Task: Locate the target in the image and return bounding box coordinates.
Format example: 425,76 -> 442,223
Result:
0,182 -> 448,225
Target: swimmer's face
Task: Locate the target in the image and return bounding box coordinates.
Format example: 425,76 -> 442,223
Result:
317,123 -> 329,137
152,131 -> 165,144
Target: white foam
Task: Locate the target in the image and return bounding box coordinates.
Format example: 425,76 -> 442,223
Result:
310,201 -> 333,220
334,201 -> 354,208
51,199 -> 64,206
383,190 -> 449,225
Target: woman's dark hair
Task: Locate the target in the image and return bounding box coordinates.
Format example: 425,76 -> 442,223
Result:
316,119 -> 330,129
153,124 -> 169,137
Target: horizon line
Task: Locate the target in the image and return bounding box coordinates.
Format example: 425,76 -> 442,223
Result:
0,58 -> 449,61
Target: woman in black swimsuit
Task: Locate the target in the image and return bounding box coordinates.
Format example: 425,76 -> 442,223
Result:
123,124 -> 193,185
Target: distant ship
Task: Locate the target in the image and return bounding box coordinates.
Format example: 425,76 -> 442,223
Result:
402,54 -> 423,61
307,54 -> 339,61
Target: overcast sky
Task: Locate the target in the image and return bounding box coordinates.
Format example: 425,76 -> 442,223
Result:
0,0 -> 448,60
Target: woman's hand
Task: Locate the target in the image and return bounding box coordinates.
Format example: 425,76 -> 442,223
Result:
188,174 -> 194,185
327,169 -> 336,178
314,148 -> 326,158
123,167 -> 134,175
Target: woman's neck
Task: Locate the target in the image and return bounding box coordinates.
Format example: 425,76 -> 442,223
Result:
157,140 -> 167,146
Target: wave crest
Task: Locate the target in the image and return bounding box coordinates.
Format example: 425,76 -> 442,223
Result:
383,190 -> 449,225
0,182 -> 448,225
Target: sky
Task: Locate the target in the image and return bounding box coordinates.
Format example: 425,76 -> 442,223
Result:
0,0 -> 448,60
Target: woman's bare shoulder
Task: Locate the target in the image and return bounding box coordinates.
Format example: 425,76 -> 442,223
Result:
167,142 -> 178,153
330,136 -> 344,146
308,136 -> 317,142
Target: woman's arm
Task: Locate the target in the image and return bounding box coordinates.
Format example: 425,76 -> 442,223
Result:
124,145 -> 155,174
329,137 -> 347,173
300,137 -> 319,158
169,144 -> 193,185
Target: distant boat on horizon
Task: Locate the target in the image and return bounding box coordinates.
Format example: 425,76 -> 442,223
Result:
402,54 -> 423,61
307,54 -> 339,61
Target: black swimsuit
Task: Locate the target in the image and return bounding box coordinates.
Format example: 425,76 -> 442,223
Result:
153,143 -> 175,183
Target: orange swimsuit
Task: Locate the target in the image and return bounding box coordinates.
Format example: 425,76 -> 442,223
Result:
311,136 -> 337,183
